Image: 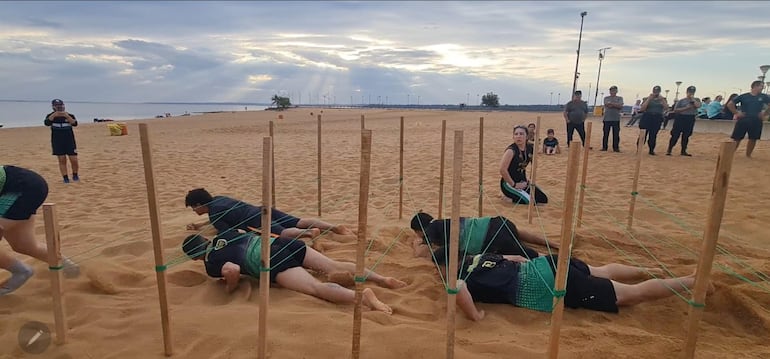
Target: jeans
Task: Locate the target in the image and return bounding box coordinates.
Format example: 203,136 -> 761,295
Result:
602,121 -> 620,150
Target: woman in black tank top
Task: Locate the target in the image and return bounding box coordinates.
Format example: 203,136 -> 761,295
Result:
499,126 -> 548,204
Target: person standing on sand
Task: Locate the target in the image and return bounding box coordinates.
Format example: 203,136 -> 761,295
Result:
44,99 -> 80,183
182,231 -> 405,313
185,188 -> 353,238
563,90 -> 589,147
666,86 -> 701,157
725,80 -> 770,158
601,85 -> 624,152
639,86 -> 669,155
0,165 -> 79,296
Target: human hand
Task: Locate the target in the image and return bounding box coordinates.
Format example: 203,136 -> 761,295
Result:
186,223 -> 199,230
514,181 -> 527,190
734,112 -> 745,121
475,309 -> 486,321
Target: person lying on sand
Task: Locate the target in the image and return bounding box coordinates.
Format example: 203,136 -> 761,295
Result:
409,212 -> 559,260
1,165 -> 79,296
435,251 -> 705,320
182,230 -> 406,314
185,188 -> 353,239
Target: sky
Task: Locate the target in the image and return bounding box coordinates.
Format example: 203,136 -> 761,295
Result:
1,1 -> 768,106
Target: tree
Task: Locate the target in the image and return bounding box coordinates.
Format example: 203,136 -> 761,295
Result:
481,92 -> 499,107
271,94 -> 292,110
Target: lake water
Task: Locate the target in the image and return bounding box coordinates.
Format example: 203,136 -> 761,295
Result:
0,101 -> 270,128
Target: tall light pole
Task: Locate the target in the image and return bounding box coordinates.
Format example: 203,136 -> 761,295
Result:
674,81 -> 682,101
570,11 -> 588,97
593,47 -> 611,108
665,90 -> 670,99
558,92 -> 561,104
761,65 -> 770,94
550,92 -> 553,106
407,94 -> 410,105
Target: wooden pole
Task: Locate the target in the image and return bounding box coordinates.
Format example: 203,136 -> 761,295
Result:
399,116 -> 405,219
269,120 -> 276,208
682,140 -> 737,358
352,130 -> 373,359
627,129 -> 646,230
138,123 -> 173,356
361,114 -> 365,130
527,116 -> 541,224
317,114 -> 322,216
576,121 -> 593,228
478,117 -> 484,217
446,130 -> 463,359
42,204 -> 66,345
258,137 -> 273,359
438,120 -> 447,218
547,142 -> 582,359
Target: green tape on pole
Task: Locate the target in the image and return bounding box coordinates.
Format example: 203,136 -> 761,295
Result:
553,289 -> 566,298
48,266 -> 63,271
259,266 -> 272,272
631,191 -> 639,196
155,265 -> 167,272
689,301 -> 705,308
446,288 -> 459,295
354,276 -> 366,283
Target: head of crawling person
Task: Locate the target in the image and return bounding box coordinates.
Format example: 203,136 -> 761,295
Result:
410,212 -> 434,240
185,188 -> 214,215
182,234 -> 210,260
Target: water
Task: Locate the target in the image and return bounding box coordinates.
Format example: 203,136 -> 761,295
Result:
0,101 -> 270,129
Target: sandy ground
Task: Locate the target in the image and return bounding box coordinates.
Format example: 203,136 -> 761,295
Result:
1,108 -> 769,359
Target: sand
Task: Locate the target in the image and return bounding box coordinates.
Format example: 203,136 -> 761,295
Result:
1,109 -> 769,359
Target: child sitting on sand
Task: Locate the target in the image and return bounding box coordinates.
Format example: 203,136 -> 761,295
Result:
542,129 -> 560,155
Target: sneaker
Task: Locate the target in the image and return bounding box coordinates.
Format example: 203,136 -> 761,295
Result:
72,174 -> 80,182
666,152 -> 672,156
600,148 -> 608,152
681,152 -> 692,157
649,152 -> 656,156
613,149 -> 621,153
63,177 -> 70,184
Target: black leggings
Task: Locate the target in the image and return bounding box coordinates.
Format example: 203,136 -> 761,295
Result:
640,113 -> 663,154
566,122 -> 586,147
668,114 -> 696,154
602,122 -> 620,150
500,179 -> 548,204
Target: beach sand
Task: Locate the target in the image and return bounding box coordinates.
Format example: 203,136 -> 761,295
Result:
1,109 -> 769,358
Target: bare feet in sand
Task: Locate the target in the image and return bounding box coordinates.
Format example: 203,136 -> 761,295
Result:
362,288 -> 392,314
381,277 -> 407,289
333,225 -> 354,236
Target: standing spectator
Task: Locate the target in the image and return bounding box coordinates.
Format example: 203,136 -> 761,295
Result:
726,81 -> 770,158
719,94 -> 739,119
639,86 -> 669,155
601,85 -> 624,152
527,122 -> 537,144
44,99 -> 79,183
625,99 -> 642,127
666,86 -> 701,156
706,95 -> 723,119
563,90 -> 589,148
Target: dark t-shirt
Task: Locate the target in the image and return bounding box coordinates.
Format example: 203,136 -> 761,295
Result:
732,93 -> 770,119
44,111 -> 77,142
543,137 -> 559,147
427,216 -> 538,259
203,231 -> 254,277
463,253 -> 520,305
505,143 -> 533,183
565,100 -> 588,124
207,196 -> 283,234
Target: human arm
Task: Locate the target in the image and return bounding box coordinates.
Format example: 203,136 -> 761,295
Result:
726,96 -> 742,119
518,228 -> 559,249
502,255 -> 529,263
499,149 -> 517,187
563,104 -> 570,122
186,220 -> 210,230
412,237 -> 433,259
456,280 -> 485,321
640,96 -> 653,112
221,262 -> 242,293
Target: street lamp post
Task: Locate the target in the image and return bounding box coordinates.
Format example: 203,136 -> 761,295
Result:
557,92 -> 561,104
550,92 -> 553,106
466,93 -> 470,105
593,47 -> 611,108
571,11 -> 588,97
665,90 -> 670,100
674,81 -> 682,101
761,65 -> 770,94
417,95 -> 421,105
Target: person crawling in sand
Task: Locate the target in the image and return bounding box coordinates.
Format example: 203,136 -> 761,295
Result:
182,230 -> 405,313
409,212 -> 559,260
435,251 -> 704,320
185,188 -> 353,238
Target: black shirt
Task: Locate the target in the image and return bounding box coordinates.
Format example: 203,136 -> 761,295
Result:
505,143 -> 533,183
463,253 -> 520,305
203,231 -> 254,277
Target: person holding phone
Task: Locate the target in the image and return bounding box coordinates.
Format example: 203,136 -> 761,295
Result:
666,86 -> 701,156
44,99 -> 79,183
639,86 -> 669,155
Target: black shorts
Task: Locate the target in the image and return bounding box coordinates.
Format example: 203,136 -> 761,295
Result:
543,255 -> 619,313
52,136 -> 78,156
269,237 -> 307,282
268,208 -> 300,235
0,166 -> 49,220
731,117 -> 762,141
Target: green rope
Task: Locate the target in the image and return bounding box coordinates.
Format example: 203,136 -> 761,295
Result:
402,181 -> 449,288
364,229 -> 405,280
354,276 -> 367,283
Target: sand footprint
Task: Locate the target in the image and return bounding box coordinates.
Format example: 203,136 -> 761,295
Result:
168,269 -> 209,287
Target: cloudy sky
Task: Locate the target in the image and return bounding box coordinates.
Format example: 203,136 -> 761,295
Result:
1,1 -> 768,106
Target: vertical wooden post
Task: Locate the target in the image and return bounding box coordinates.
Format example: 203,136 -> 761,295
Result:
547,142 -> 582,359
576,121 -> 593,228
361,114 -> 365,130
352,130 -> 372,359
446,130 -> 463,359
258,137 -> 273,359
42,204 -> 66,345
269,120 -> 276,208
682,141 -> 737,358
528,116 -> 541,224
478,117 -> 484,217
399,116 -> 405,219
317,114 -> 322,216
438,120 -> 447,218
138,123 -> 173,356
628,129 -> 646,230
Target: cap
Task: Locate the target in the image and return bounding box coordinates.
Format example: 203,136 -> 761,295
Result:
652,86 -> 661,91
609,85 -> 618,90
686,86 -> 696,92
51,99 -> 64,105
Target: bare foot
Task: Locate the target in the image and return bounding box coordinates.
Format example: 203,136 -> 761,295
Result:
362,288 -> 392,314
306,228 -> 321,238
333,225 -> 353,235
381,277 -> 407,289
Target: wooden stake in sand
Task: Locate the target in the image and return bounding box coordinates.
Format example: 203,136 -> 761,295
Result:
576,121 -> 593,229
352,130 -> 372,359
258,136 -> 273,359
42,203 -> 66,345
627,129 -> 647,230
317,114 -> 322,216
399,116 -> 405,219
446,130 -> 463,359
138,123 -> 173,356
269,120 -> 276,208
478,117 -> 484,217
547,142 -> 582,359
683,140 -> 737,358
360,114 -> 365,130
438,120 -> 447,218
527,116 -> 541,224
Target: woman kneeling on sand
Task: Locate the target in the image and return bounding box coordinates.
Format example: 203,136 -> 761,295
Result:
182,231 -> 406,313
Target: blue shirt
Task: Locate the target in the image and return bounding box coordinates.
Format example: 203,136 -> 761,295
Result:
733,93 -> 770,119
706,101 -> 723,118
